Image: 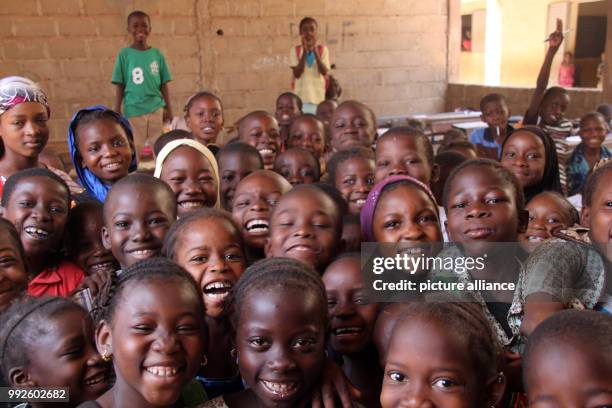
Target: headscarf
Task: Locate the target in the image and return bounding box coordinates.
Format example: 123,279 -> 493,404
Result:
501,125 -> 562,202
360,175 -> 438,242
0,76 -> 50,117
68,105 -> 137,203
154,138 -> 220,209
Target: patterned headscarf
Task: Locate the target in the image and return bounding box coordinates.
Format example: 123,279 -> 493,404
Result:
0,76 -> 50,117
360,175 -> 439,242
154,138 -> 221,209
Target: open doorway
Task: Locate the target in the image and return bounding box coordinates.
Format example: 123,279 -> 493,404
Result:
573,0 -> 607,87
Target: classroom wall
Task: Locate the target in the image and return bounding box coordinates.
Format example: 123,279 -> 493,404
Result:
0,0 -> 449,144
446,83 -> 603,119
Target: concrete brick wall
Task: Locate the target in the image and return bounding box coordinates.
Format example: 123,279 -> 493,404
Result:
0,0 -> 449,144
446,83 -> 604,120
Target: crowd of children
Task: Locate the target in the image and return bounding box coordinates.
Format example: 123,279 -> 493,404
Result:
0,10 -> 610,408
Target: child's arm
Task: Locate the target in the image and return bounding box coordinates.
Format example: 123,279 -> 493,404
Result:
313,46 -> 329,76
524,19 -> 565,125
291,48 -> 308,79
161,82 -> 173,123
114,83 -> 124,114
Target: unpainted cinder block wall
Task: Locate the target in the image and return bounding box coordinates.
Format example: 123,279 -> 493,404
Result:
0,0 -> 449,143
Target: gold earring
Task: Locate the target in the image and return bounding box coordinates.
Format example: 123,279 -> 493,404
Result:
201,354 -> 208,368
101,349 -> 112,362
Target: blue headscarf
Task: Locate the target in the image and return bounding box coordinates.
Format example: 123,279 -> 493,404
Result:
68,105 -> 137,202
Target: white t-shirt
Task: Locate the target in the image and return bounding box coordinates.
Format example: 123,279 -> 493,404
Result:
289,44 -> 330,105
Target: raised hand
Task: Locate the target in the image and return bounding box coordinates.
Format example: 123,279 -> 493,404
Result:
546,18 -> 564,51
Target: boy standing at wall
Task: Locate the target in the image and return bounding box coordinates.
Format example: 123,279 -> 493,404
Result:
112,10 -> 173,162
290,17 -> 330,114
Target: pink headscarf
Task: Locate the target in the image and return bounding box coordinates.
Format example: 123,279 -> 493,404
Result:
360,175 -> 438,242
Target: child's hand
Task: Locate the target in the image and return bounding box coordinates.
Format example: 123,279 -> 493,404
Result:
311,357 -> 362,408
546,19 -> 564,51
163,107 -> 173,123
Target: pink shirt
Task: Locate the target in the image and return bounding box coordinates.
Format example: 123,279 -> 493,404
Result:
559,64 -> 575,87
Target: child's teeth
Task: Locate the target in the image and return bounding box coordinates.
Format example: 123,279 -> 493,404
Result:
260,380 -> 297,397
179,201 -> 204,209
103,162 -> 121,169
24,226 -> 49,238
246,219 -> 269,233
355,199 -> 366,206
130,249 -> 156,257
145,366 -> 178,377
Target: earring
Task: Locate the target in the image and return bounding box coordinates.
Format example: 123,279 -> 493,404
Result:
497,372 -> 505,384
201,354 -> 208,368
101,349 -> 112,362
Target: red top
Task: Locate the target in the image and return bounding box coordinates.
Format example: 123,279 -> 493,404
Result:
28,260 -> 85,297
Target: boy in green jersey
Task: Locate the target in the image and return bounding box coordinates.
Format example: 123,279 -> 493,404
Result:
112,10 -> 173,162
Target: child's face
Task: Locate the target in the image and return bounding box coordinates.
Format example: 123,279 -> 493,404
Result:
219,151 -> 261,211
172,217 -> 246,319
0,102 -> 49,159
2,176 -> 69,258
288,117 -> 325,159
446,167 -> 523,253
330,104 -> 375,152
273,150 -> 318,186
232,172 -> 290,249
373,184 -> 442,245
26,308 -> 109,405
580,116 -> 608,150
275,95 -> 301,127
102,185 -> 175,268
185,96 -> 223,145
323,257 -> 378,355
159,146 -> 217,217
381,318 -> 490,408
127,15 -> 150,44
69,208 -> 119,275
519,194 -> 573,254
376,135 -> 435,185
341,221 -> 362,252
501,130 -> 546,188
540,92 -> 570,126
334,157 -> 375,214
583,172 -> 612,261
265,189 -> 340,271
480,100 -> 509,128
99,279 -> 205,406
239,114 -> 281,169
0,229 -> 27,312
236,289 -> 325,407
77,118 -> 134,184
525,341 -> 612,408
316,100 -> 337,127
300,21 -> 318,48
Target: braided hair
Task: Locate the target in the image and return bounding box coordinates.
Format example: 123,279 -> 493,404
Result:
227,257 -> 328,335
523,310 -> 612,392
389,296 -> 503,384
162,208 -> 243,261
0,297 -> 85,383
95,258 -> 206,327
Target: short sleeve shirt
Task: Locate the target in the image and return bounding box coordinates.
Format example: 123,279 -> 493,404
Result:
111,47 -> 172,118
289,45 -> 330,105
